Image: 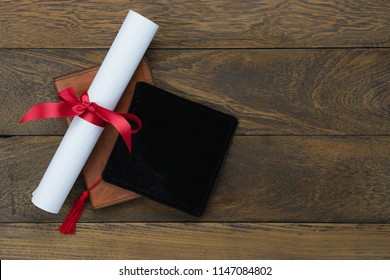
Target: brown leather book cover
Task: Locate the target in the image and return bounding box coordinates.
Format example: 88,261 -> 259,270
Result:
53,58 -> 153,209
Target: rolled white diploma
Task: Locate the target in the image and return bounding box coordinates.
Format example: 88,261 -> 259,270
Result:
31,10 -> 158,214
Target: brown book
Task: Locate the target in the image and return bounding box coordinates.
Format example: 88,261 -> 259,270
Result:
53,58 -> 154,209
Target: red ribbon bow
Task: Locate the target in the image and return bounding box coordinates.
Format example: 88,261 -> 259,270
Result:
19,87 -> 141,152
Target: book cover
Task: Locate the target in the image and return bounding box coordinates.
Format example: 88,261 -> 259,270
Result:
53,58 -> 154,209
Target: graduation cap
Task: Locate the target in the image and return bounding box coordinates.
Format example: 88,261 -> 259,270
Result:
102,82 -> 237,216
59,82 -> 237,233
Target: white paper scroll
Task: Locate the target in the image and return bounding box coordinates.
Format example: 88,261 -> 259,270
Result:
31,10 -> 159,214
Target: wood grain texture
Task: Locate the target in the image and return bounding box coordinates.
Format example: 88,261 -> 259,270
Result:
1,0 -> 389,48
2,49 -> 390,136
1,223 -> 389,259
2,0 -> 389,261
2,136 -> 390,223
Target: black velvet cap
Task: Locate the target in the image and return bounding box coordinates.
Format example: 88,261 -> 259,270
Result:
102,82 -> 237,216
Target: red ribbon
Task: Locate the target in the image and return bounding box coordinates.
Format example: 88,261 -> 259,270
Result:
19,87 -> 141,152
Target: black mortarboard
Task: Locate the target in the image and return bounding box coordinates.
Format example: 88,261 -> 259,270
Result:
102,82 -> 237,216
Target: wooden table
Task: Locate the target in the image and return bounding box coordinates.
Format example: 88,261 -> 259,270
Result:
1,0 -> 390,259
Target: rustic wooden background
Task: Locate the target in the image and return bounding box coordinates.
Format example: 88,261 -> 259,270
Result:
1,0 -> 390,259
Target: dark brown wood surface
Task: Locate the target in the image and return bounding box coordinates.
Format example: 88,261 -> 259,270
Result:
1,0 -> 389,259
2,49 -> 390,136
2,136 -> 390,223
1,223 -> 389,259
1,0 -> 389,48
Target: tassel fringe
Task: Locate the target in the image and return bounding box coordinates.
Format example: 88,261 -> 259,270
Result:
58,177 -> 103,235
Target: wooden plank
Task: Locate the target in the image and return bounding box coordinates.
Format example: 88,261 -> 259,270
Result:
0,223 -> 389,259
2,49 -> 390,136
1,0 -> 389,48
2,136 -> 390,223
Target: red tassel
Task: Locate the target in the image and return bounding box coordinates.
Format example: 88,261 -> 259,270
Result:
58,177 -> 103,235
